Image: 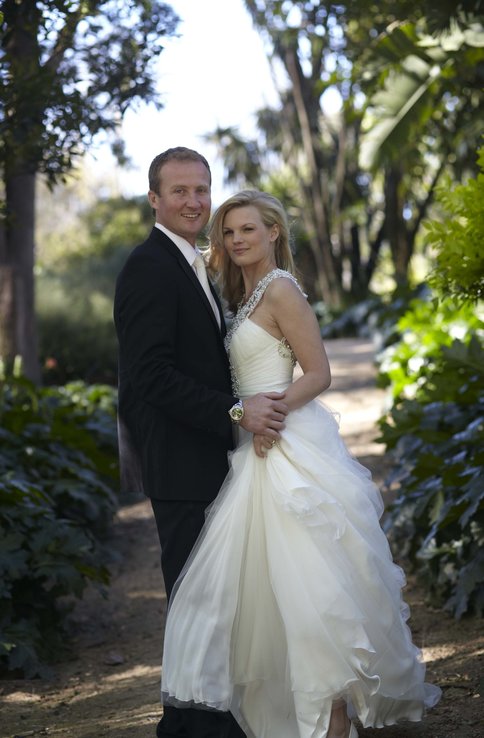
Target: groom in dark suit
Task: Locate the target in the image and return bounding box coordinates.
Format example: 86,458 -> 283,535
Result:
113,147 -> 288,738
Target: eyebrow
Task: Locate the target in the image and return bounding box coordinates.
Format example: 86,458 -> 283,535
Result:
224,221 -> 257,228
170,183 -> 209,189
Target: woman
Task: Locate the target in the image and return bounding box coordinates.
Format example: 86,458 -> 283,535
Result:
161,190 -> 441,738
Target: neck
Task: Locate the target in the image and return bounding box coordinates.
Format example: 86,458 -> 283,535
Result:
241,261 -> 277,301
155,221 -> 199,248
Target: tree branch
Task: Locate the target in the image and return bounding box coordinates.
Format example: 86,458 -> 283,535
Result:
44,2 -> 97,74
408,156 -> 447,248
366,218 -> 386,283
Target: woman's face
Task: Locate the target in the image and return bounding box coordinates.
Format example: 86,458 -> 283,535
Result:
222,205 -> 278,269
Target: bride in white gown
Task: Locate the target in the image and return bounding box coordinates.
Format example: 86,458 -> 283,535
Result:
161,190 -> 441,738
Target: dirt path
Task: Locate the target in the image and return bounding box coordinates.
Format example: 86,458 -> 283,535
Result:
1,339 -> 482,738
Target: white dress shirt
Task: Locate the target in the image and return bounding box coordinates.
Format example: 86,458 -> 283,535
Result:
155,223 -> 221,327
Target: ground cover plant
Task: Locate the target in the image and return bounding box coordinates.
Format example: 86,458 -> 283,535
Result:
0,378 -> 119,676
377,298 -> 484,618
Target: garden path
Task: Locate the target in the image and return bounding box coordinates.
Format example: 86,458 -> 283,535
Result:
1,338 -> 482,738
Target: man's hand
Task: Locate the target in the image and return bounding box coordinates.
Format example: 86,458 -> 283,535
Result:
253,434 -> 276,458
239,392 -> 288,437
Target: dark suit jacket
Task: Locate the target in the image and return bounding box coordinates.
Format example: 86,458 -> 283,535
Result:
113,227 -> 236,502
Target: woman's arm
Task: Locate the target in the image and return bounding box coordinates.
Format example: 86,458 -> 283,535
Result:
263,277 -> 331,409
252,276 -> 331,456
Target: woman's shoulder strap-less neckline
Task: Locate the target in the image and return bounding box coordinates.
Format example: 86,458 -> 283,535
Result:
243,269 -> 304,316
244,269 -> 301,318
224,269 -> 304,351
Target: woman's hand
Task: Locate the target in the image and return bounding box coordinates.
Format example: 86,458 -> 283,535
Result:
253,434 -> 276,458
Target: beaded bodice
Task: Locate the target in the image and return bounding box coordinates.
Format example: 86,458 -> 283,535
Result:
224,269 -> 303,397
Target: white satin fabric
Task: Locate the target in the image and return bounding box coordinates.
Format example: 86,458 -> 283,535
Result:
161,317 -> 441,738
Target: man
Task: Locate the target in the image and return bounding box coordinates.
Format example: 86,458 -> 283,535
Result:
113,147 -> 288,738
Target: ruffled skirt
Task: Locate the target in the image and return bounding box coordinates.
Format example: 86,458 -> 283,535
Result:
161,400 -> 441,738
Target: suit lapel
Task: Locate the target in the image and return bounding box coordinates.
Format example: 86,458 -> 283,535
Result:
149,228 -> 226,339
211,287 -> 227,339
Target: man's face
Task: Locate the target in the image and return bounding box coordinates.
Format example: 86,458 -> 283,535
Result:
148,160 -> 211,246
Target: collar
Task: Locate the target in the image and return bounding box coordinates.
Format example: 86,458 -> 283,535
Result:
155,222 -> 198,267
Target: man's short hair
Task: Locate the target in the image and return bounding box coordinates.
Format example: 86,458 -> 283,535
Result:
148,147 -> 212,193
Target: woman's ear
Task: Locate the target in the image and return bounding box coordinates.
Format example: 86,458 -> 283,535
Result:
270,224 -> 280,242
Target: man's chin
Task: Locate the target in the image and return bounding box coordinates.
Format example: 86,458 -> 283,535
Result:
181,221 -> 208,239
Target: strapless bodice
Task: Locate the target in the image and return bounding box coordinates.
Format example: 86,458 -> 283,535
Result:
229,318 -> 295,398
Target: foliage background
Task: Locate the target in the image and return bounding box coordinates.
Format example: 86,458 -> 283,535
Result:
375,152 -> 484,619
37,192 -> 153,384
0,379 -> 119,676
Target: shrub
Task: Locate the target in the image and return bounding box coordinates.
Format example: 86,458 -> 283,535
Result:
0,378 -> 119,676
377,296 -> 483,399
424,146 -> 484,303
319,284 -> 429,348
0,479 -> 110,677
375,146 -> 484,618
378,307 -> 484,617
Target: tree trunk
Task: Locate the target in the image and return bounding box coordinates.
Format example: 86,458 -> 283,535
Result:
348,224 -> 369,299
0,216 -> 16,367
1,0 -> 42,382
283,47 -> 343,309
365,219 -> 386,286
384,166 -> 410,286
0,263 -> 16,370
1,172 -> 40,382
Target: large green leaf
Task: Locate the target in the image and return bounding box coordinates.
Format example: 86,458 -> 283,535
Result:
360,19 -> 484,168
360,55 -> 441,168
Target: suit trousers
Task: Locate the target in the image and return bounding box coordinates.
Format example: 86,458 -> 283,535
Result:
151,499 -> 245,738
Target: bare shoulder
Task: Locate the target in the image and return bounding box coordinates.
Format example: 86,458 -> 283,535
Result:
265,273 -> 307,307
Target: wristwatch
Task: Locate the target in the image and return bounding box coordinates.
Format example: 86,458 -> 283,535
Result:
228,400 -> 244,423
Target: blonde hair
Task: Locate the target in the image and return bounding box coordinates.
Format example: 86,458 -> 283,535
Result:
208,190 -> 295,313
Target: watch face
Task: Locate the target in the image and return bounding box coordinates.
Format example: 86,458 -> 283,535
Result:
230,405 -> 244,421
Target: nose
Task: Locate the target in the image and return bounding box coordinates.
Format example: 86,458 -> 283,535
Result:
232,230 -> 243,243
186,190 -> 201,208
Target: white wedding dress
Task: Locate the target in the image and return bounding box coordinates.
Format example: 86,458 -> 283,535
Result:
161,270 -> 441,738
